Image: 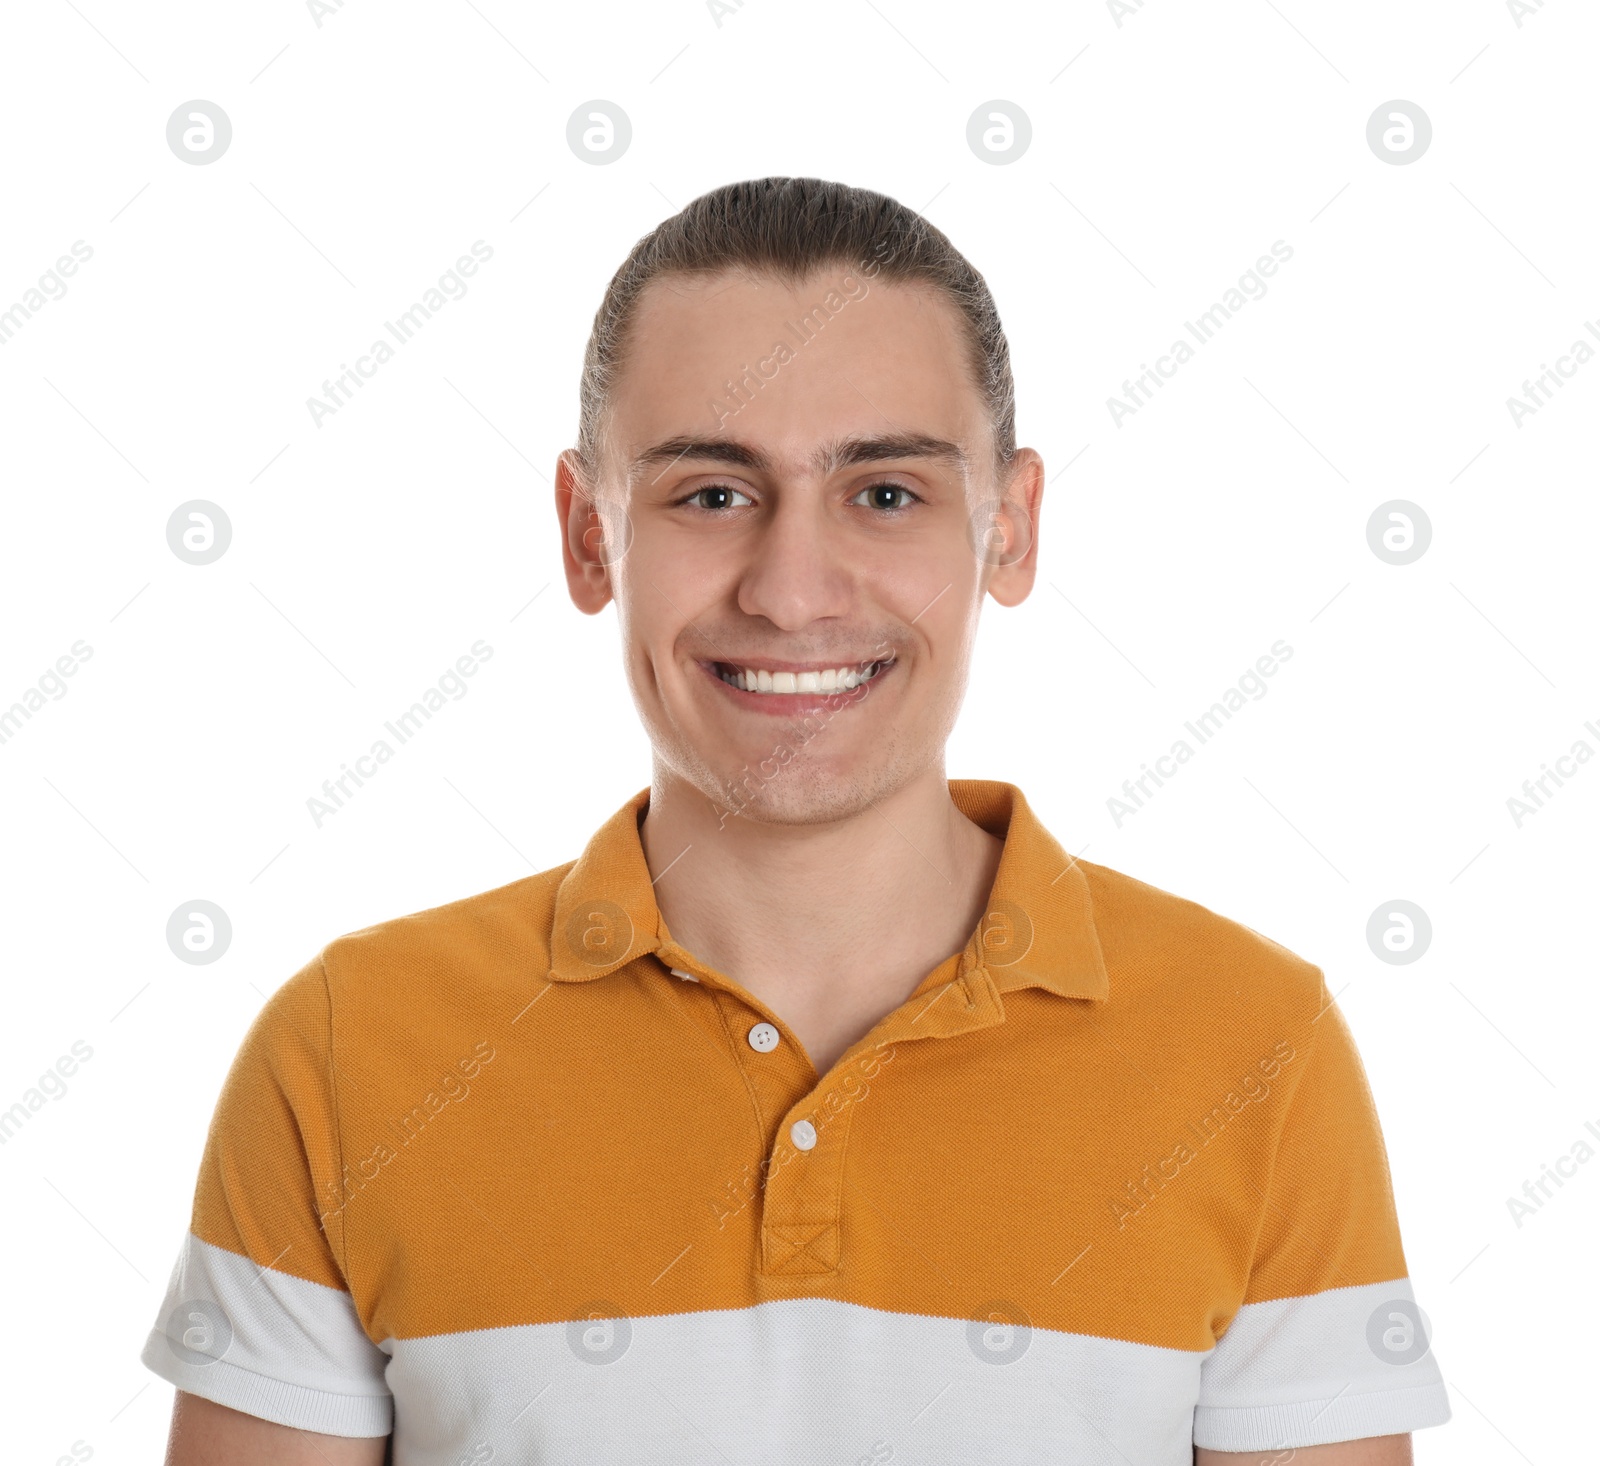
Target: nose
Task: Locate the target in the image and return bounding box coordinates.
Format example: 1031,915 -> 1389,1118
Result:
735,492 -> 854,632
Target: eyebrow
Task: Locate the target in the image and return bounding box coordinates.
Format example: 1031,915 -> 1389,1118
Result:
628,432 -> 970,486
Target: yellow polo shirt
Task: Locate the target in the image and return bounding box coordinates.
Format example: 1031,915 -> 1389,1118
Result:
142,780 -> 1450,1459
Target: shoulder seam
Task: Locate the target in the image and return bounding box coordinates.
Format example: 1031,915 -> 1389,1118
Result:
313,947 -> 351,1293
1236,965 -> 1331,1296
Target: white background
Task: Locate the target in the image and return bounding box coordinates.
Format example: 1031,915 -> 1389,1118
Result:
1,0 -> 1594,1459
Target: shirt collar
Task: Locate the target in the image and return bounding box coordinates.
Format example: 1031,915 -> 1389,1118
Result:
546,779 -> 1109,1006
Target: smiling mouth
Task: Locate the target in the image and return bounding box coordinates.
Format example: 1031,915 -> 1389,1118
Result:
709,658 -> 895,695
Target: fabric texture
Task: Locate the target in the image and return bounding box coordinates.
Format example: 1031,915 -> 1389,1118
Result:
141,779 -> 1450,1461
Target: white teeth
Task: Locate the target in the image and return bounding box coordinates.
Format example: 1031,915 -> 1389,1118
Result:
718,660 -> 891,694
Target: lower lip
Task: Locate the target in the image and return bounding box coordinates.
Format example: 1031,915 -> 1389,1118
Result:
699,660 -> 895,717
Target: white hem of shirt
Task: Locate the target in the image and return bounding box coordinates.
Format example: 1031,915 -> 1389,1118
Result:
142,1234 -> 1450,1456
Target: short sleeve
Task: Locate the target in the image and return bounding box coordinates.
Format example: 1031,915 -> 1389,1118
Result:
140,953 -> 394,1437
1194,988 -> 1452,1451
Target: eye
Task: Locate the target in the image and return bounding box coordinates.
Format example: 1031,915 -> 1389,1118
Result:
851,481 -> 920,511
681,483 -> 754,511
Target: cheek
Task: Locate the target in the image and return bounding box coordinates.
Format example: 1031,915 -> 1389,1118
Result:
914,587 -> 983,676
884,544 -> 982,639
615,558 -> 686,653
612,563 -> 703,699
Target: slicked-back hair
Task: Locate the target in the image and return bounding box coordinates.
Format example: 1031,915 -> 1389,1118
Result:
575,176 -> 1017,486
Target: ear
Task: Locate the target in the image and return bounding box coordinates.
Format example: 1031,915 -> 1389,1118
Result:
984,447 -> 1044,608
555,450 -> 616,615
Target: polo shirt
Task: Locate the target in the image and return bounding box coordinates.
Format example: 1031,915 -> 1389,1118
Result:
142,779 -> 1451,1461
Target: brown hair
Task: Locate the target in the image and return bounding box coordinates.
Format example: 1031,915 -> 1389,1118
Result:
574,176 -> 1016,484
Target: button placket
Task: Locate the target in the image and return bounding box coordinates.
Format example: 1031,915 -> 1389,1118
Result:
666,943 -> 1010,1282
760,1084 -> 856,1276
703,985 -> 811,1163
755,963 -> 1014,1279
685,982 -> 849,1276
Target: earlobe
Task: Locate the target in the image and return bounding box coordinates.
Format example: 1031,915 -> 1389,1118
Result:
554,451 -> 616,616
987,550 -> 1039,607
983,450 -> 1043,608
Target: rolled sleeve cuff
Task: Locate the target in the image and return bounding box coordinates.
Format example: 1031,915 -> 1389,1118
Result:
1194,1378 -> 1452,1452
141,1327 -> 394,1437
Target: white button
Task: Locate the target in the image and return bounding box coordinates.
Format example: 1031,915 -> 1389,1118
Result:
748,1022 -> 780,1053
790,1120 -> 818,1151
668,967 -> 699,983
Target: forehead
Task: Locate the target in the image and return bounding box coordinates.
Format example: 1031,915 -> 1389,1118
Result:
606,267 -> 988,479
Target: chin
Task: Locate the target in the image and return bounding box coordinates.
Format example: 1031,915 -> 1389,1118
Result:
705,737 -> 916,829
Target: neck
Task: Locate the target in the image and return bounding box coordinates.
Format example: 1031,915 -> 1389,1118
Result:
639,761 -> 1004,1002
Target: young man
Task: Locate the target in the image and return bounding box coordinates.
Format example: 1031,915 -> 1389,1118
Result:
145,178 -> 1451,1463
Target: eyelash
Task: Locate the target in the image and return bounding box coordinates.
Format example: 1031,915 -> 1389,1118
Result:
678,482 -> 924,512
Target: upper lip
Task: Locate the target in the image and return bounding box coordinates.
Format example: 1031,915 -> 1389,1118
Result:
705,655 -> 893,673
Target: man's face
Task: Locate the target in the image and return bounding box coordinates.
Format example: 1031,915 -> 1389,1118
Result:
557,264 -> 1041,826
